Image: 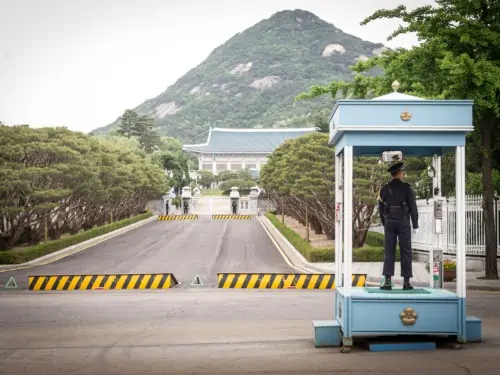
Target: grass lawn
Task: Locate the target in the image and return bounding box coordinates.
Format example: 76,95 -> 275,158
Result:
0,211 -> 153,265
201,188 -> 224,196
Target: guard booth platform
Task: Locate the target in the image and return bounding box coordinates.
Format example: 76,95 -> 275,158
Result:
313,81 -> 482,352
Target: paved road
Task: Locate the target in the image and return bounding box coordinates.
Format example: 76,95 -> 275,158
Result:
0,289 -> 499,374
0,217 -> 297,289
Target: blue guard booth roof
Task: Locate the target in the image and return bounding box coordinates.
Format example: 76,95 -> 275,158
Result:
328,85 -> 474,156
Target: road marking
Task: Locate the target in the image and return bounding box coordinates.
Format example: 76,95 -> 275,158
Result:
256,217 -> 311,274
213,220 -> 230,263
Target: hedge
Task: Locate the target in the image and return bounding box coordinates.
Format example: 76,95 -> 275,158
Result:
0,211 -> 153,265
265,213 -> 400,263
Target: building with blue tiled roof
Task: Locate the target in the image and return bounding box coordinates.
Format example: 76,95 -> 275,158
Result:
183,127 -> 317,174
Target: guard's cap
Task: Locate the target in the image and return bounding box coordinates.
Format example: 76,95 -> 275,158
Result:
387,162 -> 405,173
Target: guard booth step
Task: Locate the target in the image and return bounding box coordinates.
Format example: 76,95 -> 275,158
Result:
212,214 -> 252,220
28,273 -> 179,291
217,273 -> 366,289
158,215 -> 198,220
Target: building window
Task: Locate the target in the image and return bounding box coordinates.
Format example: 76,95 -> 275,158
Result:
216,164 -> 227,171
231,164 -> 242,171
246,164 -> 257,169
201,164 -> 212,171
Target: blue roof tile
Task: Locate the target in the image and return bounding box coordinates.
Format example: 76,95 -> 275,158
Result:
183,127 -> 317,153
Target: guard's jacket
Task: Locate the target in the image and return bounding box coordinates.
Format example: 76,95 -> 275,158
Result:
378,179 -> 418,229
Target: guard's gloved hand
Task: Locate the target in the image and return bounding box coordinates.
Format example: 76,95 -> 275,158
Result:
412,228 -> 419,237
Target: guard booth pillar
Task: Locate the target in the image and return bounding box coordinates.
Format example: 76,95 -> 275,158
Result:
229,186 -> 240,215
181,186 -> 192,215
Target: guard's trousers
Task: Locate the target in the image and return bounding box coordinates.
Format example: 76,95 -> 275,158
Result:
382,217 -> 413,278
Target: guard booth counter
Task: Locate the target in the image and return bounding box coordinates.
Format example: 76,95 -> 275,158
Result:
229,187 -> 240,215
181,186 -> 192,215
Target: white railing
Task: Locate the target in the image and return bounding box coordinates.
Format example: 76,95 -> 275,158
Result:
413,195 -> 500,256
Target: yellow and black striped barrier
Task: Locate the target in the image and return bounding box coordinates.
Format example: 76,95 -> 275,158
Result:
158,215 -> 198,220
212,214 -> 252,220
217,273 -> 366,289
28,273 -> 179,291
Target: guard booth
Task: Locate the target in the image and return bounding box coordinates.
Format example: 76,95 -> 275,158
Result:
229,186 -> 240,215
321,81 -> 482,352
181,186 -> 192,215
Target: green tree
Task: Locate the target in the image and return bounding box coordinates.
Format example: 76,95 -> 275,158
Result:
297,0 -> 500,279
198,170 -> 215,188
135,115 -> 162,153
0,125 -> 169,250
260,132 -> 390,245
117,109 -> 138,138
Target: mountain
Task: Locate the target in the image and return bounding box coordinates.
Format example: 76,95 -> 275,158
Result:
91,9 -> 388,144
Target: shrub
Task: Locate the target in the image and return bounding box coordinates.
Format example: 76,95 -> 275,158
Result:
365,231 -> 385,247
443,259 -> 456,269
0,211 -> 153,265
309,248 -> 333,262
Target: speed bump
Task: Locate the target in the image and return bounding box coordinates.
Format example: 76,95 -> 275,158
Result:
158,215 -> 198,220
217,273 -> 366,289
28,273 -> 179,291
212,214 -> 252,220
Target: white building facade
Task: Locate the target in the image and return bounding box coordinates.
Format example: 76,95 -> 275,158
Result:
183,127 -> 317,175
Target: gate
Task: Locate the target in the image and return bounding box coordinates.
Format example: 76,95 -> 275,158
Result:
191,196 -> 251,215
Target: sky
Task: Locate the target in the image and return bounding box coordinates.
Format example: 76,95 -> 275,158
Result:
0,0 -> 435,133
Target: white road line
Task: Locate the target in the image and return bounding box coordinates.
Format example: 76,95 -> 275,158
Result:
256,217 -> 310,274
213,220 -> 230,263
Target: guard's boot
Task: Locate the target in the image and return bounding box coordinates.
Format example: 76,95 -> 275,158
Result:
380,276 -> 392,290
403,277 -> 414,290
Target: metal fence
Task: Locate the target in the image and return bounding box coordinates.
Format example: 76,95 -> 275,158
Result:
413,195 -> 500,256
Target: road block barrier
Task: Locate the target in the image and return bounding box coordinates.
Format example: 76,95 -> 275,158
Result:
212,214 -> 252,220
217,273 -> 366,289
28,273 -> 179,291
158,215 -> 198,220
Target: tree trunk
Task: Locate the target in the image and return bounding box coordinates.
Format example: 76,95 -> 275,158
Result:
323,226 -> 334,240
310,215 -> 323,234
481,116 -> 498,279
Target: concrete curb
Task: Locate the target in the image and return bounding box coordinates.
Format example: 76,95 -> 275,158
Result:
259,215 -> 500,292
257,216 -> 319,273
0,215 -> 157,271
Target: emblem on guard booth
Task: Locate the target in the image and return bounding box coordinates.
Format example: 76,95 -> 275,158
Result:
400,110 -> 412,121
400,307 -> 418,325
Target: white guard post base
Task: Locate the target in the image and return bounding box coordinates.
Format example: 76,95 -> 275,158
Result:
313,83 -> 482,352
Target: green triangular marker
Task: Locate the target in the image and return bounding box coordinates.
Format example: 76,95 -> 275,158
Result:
5,277 -> 18,289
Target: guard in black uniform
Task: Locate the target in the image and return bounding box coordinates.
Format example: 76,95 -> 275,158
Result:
378,162 -> 419,290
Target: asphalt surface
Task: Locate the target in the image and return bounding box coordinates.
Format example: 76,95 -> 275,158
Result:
0,289 -> 499,374
0,217 -> 297,289
1,217 -> 500,373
